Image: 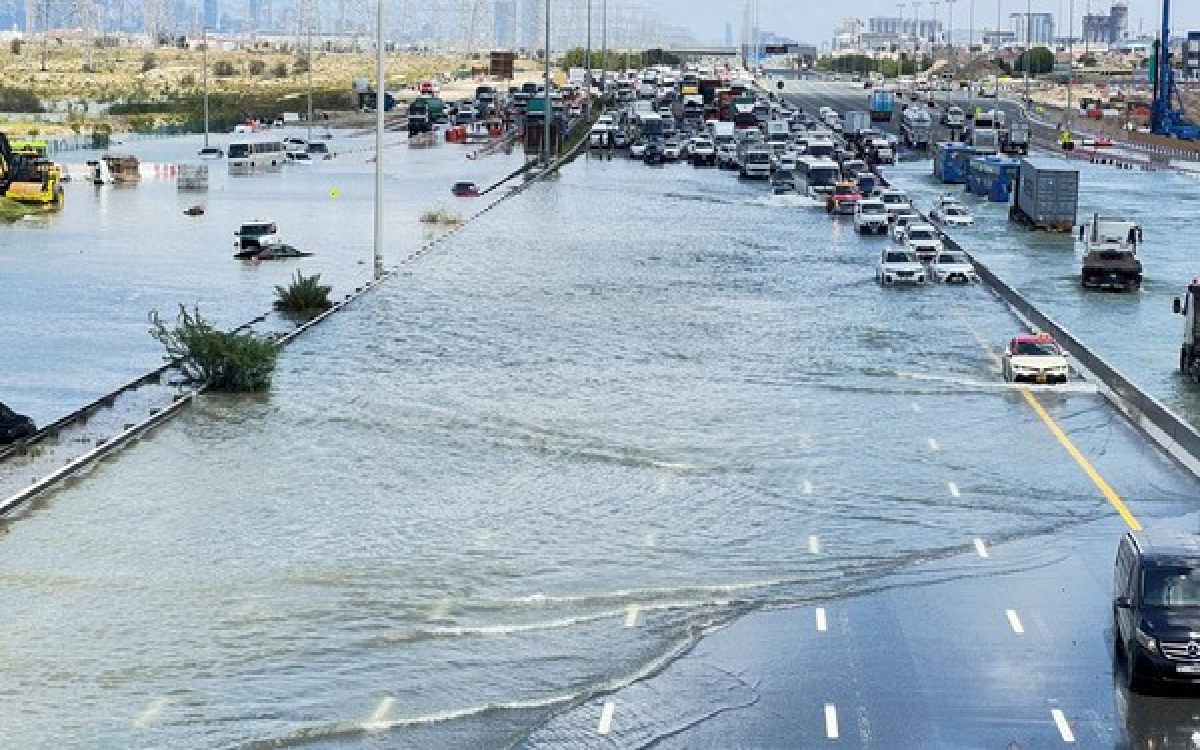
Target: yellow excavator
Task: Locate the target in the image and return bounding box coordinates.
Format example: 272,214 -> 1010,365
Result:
0,133 -> 64,209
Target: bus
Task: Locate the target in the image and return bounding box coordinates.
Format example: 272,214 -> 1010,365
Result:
227,140 -> 285,173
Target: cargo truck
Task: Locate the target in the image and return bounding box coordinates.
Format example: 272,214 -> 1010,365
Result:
1002,121 -> 1031,155
1174,282 -> 1200,381
901,107 -> 933,149
869,90 -> 895,122
1080,214 -> 1143,291
1009,157 -> 1079,233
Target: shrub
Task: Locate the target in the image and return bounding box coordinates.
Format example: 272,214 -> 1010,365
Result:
271,62 -> 289,78
274,271 -> 332,317
213,60 -> 235,77
150,305 -> 280,392
141,53 -> 157,72
248,59 -> 266,76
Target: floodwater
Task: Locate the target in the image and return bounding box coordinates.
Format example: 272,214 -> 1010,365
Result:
886,154 -> 1200,422
0,131 -> 1191,748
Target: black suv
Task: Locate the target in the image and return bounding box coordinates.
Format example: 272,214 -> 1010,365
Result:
1114,532 -> 1200,692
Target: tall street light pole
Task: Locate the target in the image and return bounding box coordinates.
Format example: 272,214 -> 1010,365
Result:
601,0 -> 607,100
543,0 -> 551,167
585,0 -> 592,125
969,0 -> 975,49
1066,0 -> 1074,130
373,0 -> 384,280
995,0 -> 1002,97
931,1 -> 940,50
1023,0 -> 1031,105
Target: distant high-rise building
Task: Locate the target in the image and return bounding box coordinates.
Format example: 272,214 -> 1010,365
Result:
725,20 -> 732,47
1082,1 -> 1128,46
1008,12 -> 1054,45
203,0 -> 217,31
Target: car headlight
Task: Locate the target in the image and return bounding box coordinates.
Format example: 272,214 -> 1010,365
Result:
1136,626 -> 1158,652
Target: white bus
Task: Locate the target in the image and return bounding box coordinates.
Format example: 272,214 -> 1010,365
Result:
227,140 -> 285,173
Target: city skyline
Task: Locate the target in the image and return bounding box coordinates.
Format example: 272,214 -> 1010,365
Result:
668,0 -> 1200,47
3,0 -> 1199,50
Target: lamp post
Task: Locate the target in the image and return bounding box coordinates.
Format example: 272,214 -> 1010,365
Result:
913,1 -> 922,59
897,3 -> 906,58
601,0 -> 607,100
373,0 -> 384,280
947,0 -> 956,52
1065,0 -> 1074,131
931,1 -> 940,50
543,0 -> 551,168
994,0 -> 1001,97
1023,0 -> 1031,106
969,0 -> 975,49
585,0 -> 592,125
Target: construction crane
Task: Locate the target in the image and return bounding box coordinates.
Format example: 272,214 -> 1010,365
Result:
1151,0 -> 1200,140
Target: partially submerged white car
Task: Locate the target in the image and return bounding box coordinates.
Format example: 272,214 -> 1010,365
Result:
931,201 -> 975,226
854,198 -> 891,235
877,248 -> 927,285
1002,333 -> 1069,384
904,223 -> 945,263
879,188 -> 912,218
931,250 -> 980,284
891,210 -> 923,243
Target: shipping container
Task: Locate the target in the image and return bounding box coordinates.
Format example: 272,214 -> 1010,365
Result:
932,141 -> 977,184
1010,157 -> 1079,232
966,155 -> 1019,202
843,110 -> 871,136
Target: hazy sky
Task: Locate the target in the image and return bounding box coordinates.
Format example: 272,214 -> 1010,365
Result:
654,0 -> 1200,46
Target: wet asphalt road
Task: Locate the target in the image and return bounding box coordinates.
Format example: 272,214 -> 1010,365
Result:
514,80 -> 1200,749
3,84 -> 1200,748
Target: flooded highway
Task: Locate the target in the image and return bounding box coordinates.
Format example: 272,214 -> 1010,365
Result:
2,96 -> 1200,748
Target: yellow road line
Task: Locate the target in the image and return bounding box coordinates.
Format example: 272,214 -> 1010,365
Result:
1021,390 -> 1142,531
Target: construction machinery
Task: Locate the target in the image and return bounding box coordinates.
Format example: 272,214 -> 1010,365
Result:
1151,0 -> 1200,140
0,132 -> 64,208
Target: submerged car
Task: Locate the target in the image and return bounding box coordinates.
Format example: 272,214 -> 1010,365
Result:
877,248 -> 926,286
904,223 -> 945,263
931,250 -> 980,283
1002,333 -> 1069,384
0,401 -> 36,444
451,181 -> 480,197
931,197 -> 975,226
